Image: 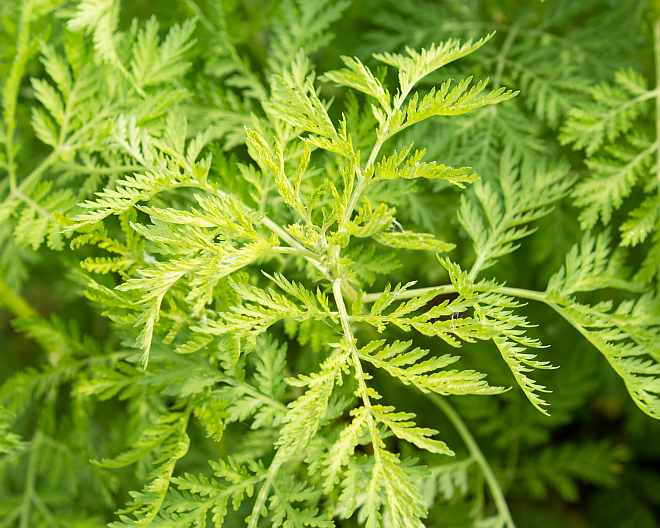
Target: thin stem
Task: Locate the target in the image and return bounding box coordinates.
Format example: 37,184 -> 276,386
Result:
20,430 -> 42,528
30,492 -> 58,528
183,0 -> 217,33
340,174 -> 368,230
338,133 -> 383,232
183,0 -> 267,101
0,278 -> 39,318
332,277 -> 384,469
248,460 -> 279,528
8,102 -> 118,202
469,236 -> 501,283
476,23 -> 519,175
270,246 -> 322,261
259,173 -> 273,215
363,282 -> 556,305
57,68 -> 82,147
58,163 -> 147,175
493,24 -> 519,91
338,47 -> 420,231
494,285 -> 547,303
14,190 -> 51,218
429,395 -> 517,528
182,180 -> 360,298
258,214 -> 347,291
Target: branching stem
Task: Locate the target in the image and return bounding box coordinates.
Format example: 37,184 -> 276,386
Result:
363,283 -> 551,304
185,181 -> 357,299
3,102 -> 119,214
248,456 -> 282,528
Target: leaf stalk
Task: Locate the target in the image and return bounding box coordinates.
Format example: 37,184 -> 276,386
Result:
429,395 -> 517,528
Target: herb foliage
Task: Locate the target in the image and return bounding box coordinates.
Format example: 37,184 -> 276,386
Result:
1,1 -> 659,527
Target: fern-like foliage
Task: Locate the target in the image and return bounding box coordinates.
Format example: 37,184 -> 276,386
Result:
98,410 -> 192,527
361,0 -> 643,177
544,231 -> 660,419
0,0 -> 197,289
520,441 -> 626,502
1,2 -> 659,528
0,407 -> 25,455
67,23 -> 522,526
562,66 -> 660,285
458,149 -> 575,277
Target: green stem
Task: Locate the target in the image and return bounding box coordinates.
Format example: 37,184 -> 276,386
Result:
6,102 -> 118,204
19,430 -> 42,528
183,0 -> 267,101
362,281 -> 551,304
183,0 -> 216,32
103,143 -> 328,289
494,285 -> 547,303
259,173 -> 273,214
476,23 -> 519,175
248,460 -> 279,528
271,246 -> 322,261
30,491 -> 58,528
331,277 -> 384,475
14,190 -> 52,218
184,181 -> 360,299
58,163 -> 147,175
0,278 -> 38,318
493,24 -> 519,91
429,395 -> 517,528
363,283 -> 552,304
339,47 -> 421,231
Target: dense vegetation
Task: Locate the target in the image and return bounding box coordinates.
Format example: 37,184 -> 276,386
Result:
1,0 -> 659,527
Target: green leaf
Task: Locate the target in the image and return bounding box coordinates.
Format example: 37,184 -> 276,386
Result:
572,137 -> 656,228
0,406 -> 25,455
322,56 -> 391,111
374,230 -> 454,252
396,77 -> 518,134
369,145 -> 477,187
93,411 -> 186,468
371,405 -> 452,455
561,68 -> 652,155
374,35 -> 495,97
264,51 -> 354,156
620,194 -> 659,247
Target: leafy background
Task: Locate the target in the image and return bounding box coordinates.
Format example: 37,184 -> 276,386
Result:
1,0 -> 659,527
